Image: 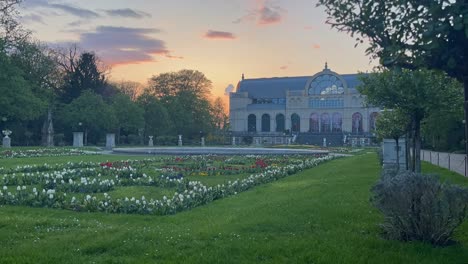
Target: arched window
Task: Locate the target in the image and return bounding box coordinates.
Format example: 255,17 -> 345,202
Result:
261,114 -> 270,132
276,114 -> 285,132
309,113 -> 319,132
291,113 -> 300,133
332,112 -> 342,133
248,114 -> 256,132
321,113 -> 330,133
352,112 -> 363,134
369,112 -> 379,131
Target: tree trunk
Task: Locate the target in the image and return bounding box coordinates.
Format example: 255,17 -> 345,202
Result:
395,137 -> 400,170
414,119 -> 422,173
84,128 -> 88,146
406,131 -> 411,171
464,80 -> 468,163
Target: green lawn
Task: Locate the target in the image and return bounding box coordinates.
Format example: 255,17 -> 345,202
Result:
0,153 -> 467,263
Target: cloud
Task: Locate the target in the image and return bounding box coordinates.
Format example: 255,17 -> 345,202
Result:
50,3 -> 100,18
312,44 -> 321,49
22,0 -> 100,18
224,84 -> 235,96
20,13 -> 47,25
203,30 -> 236,40
257,5 -> 282,25
304,26 -> 314,30
104,8 -> 151,19
61,26 -> 181,66
233,0 -> 285,26
280,65 -> 288,70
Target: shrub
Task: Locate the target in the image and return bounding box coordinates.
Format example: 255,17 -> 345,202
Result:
371,171 -> 468,246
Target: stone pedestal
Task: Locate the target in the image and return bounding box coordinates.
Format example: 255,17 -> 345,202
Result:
383,138 -> 406,166
178,135 -> 183,147
73,132 -> 84,147
322,138 -> 327,147
2,137 -> 11,148
106,133 -> 115,150
148,136 -> 154,147
201,137 -> 205,147
232,136 -> 236,146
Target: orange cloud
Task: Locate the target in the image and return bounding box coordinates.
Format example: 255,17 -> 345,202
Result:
233,0 -> 285,26
312,44 -> 321,49
280,65 -> 288,70
203,30 -> 236,40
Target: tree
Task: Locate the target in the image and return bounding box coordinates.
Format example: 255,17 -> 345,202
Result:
147,70 -> 214,139
59,90 -> 116,145
58,49 -> 114,103
112,81 -> 142,101
10,40 -> 62,146
359,68 -> 461,172
0,0 -> 27,47
148,69 -> 212,99
136,92 -> 173,139
0,39 -> 46,122
376,110 -> 408,170
317,0 -> 468,155
211,97 -> 228,131
110,93 -> 144,144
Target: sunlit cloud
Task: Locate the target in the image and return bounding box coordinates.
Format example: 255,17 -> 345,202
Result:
280,65 -> 288,70
304,26 -> 314,30
56,26 -> 181,66
233,0 -> 285,26
312,44 -> 321,49
203,30 -> 236,40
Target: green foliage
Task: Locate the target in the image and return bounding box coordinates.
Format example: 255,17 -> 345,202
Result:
372,170 -> 468,246
375,110 -> 408,141
359,68 -> 461,171
110,93 -> 144,140
317,0 -> 468,82
0,39 -> 46,122
59,90 -> 116,144
137,92 -> 173,137
145,70 -> 215,139
60,51 -> 112,103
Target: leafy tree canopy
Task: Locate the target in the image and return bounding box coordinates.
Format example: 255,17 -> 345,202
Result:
317,0 -> 468,82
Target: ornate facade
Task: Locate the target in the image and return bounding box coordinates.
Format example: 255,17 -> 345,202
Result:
229,65 -> 380,146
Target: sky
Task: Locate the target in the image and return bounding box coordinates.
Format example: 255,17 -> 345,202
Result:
18,0 -> 376,101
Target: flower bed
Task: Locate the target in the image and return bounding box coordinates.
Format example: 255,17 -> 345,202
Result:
0,148 -> 100,159
0,154 -> 334,215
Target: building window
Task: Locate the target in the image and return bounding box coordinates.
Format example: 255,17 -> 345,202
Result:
321,113 -> 331,133
352,112 -> 363,134
291,113 -> 300,133
369,112 -> 379,131
261,114 -> 270,132
276,114 -> 285,132
308,74 -> 345,95
332,112 -> 342,133
309,113 -> 319,132
309,98 -> 344,108
248,114 -> 256,132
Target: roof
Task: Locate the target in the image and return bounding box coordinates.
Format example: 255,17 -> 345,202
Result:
236,73 -> 361,99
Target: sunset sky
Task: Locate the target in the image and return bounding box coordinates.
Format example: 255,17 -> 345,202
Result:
19,0 -> 376,100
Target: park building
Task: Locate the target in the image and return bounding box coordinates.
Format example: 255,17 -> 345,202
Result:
229,64 -> 380,146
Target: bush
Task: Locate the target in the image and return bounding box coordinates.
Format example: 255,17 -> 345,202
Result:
127,134 -> 140,145
371,171 -> 468,246
156,136 -> 178,146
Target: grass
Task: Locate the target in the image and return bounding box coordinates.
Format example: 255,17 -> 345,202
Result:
0,153 -> 467,263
